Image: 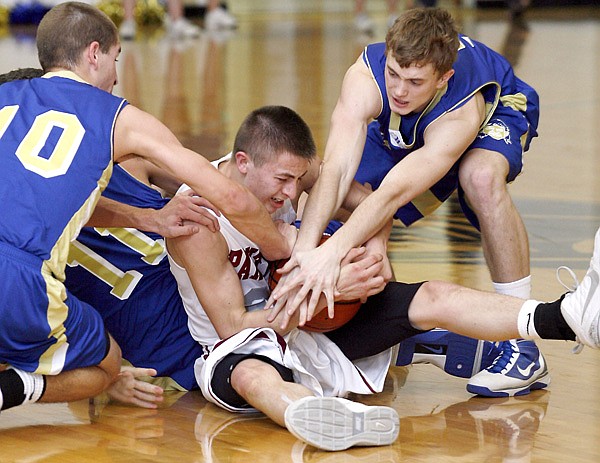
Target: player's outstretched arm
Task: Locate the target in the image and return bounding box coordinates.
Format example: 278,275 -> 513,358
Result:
269,94 -> 485,324
266,59 -> 384,321
113,105 -> 291,260
87,192 -> 221,237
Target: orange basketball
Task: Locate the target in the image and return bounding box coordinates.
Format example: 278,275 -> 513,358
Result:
267,234 -> 362,333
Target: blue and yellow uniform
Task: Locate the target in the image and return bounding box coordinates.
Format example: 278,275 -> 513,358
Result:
356,36 -> 539,228
0,71 -> 127,375
65,165 -> 204,390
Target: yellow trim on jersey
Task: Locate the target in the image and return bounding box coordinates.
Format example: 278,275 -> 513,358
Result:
43,70 -> 91,86
388,85 -> 450,150
39,162 -> 113,374
442,82 -> 501,131
363,46 -> 385,120
412,189 -> 444,218
499,92 -> 528,113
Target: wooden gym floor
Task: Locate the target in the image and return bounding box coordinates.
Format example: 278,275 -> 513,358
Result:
1,1 -> 599,461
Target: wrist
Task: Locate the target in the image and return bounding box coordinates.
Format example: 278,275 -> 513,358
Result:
139,208 -> 160,233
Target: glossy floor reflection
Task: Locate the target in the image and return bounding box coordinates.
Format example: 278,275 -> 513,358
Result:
1,2 -> 600,462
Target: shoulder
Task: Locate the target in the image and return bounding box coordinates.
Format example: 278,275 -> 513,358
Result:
363,42 -> 386,62
168,213 -> 229,266
339,59 -> 382,120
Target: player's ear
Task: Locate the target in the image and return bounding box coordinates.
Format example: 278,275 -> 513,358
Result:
437,68 -> 454,88
87,41 -> 101,67
235,150 -> 251,174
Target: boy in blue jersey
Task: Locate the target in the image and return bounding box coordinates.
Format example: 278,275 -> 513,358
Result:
0,2 -> 293,413
267,7 -> 544,398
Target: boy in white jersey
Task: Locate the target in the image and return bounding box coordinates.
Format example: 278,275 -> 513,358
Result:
166,105 -> 600,451
168,106 -> 403,451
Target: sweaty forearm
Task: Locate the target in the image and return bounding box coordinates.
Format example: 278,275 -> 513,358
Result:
222,192 -> 290,261
296,171 -> 349,251
221,306 -> 300,338
86,197 -> 157,230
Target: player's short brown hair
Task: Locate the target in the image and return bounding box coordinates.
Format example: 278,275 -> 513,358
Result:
386,8 -> 459,77
233,106 -> 316,167
37,2 -> 118,72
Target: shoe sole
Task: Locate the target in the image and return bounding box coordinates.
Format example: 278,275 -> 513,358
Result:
466,370 -> 551,398
284,397 -> 399,451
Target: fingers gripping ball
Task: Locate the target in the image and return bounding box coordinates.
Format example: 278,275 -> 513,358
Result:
267,234 -> 361,333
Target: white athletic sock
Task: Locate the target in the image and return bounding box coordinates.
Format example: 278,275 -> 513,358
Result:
9,367 -> 45,404
517,299 -> 543,340
493,275 -> 532,299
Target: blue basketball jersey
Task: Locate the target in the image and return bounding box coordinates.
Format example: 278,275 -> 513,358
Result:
0,72 -> 127,374
357,36 -> 540,227
362,36 -> 539,153
0,72 -> 126,275
65,165 -> 204,390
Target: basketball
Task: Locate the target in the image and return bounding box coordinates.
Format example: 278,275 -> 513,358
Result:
267,234 -> 362,333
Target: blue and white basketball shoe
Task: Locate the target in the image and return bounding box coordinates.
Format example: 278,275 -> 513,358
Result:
466,339 -> 550,397
396,329 -> 501,378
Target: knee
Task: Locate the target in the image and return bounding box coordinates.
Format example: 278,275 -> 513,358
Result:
408,280 -> 459,330
230,359 -> 263,400
459,156 -> 509,206
461,165 -> 505,198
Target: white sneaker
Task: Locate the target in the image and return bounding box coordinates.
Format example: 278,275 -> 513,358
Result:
167,17 -> 201,38
466,340 -> 550,397
119,19 -> 137,40
284,396 -> 399,451
354,13 -> 374,34
204,7 -> 237,30
560,227 -> 600,350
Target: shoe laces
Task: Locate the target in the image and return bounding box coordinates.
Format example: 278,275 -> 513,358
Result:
488,341 -> 517,373
556,265 -> 580,291
556,266 -> 585,354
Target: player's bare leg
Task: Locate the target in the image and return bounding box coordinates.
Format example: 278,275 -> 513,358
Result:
230,358 -> 399,451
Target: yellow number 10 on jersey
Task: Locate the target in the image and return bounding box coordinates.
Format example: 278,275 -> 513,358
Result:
0,105 -> 85,178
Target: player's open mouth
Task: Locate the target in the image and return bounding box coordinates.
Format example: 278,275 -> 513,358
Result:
392,97 -> 408,108
271,198 -> 284,208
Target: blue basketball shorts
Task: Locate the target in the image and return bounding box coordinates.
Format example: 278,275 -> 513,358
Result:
0,242 -> 110,375
355,103 -> 532,229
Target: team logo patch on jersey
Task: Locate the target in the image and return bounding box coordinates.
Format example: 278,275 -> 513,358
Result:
478,119 -> 511,145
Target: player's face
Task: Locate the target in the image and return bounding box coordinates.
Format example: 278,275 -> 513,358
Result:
243,151 -> 310,214
384,52 -> 451,115
96,44 -> 120,93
